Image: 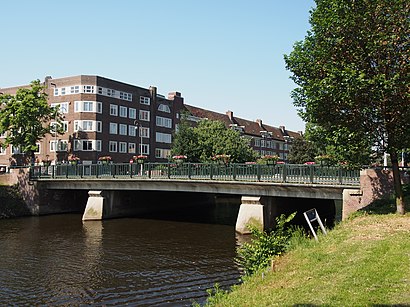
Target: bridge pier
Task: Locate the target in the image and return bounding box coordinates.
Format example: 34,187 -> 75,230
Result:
83,190 -> 117,221
235,196 -> 277,234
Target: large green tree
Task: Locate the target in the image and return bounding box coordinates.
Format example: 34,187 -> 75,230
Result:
284,0 -> 409,214
0,80 -> 60,164
172,119 -> 256,163
286,136 -> 318,164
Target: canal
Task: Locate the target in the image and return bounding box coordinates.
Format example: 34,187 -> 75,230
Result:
0,214 -> 242,306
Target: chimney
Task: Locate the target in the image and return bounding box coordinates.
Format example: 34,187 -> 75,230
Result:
226,110 -> 234,122
256,119 -> 263,127
279,125 -> 286,133
44,76 -> 52,85
168,91 -> 181,99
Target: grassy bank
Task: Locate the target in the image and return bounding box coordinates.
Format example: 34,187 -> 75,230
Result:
209,211 -> 410,306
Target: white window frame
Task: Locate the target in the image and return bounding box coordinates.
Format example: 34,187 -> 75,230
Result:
158,104 -> 171,113
119,124 -> 127,136
129,108 -> 136,119
119,106 -> 127,118
128,142 -> 136,154
110,104 -> 118,116
119,142 -> 127,153
140,143 -> 149,155
140,127 -> 150,138
129,125 -> 136,137
156,116 -> 172,128
140,96 -> 150,105
139,110 -> 150,121
155,132 -> 172,144
109,141 -> 118,153
110,123 -> 118,134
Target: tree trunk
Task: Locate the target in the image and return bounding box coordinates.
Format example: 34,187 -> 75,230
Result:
390,151 -> 406,215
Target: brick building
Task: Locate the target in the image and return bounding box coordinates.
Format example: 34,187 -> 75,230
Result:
0,75 -> 302,166
184,105 -> 302,161
0,75 -> 183,165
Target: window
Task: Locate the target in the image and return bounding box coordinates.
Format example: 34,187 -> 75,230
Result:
119,106 -> 127,118
261,140 -> 266,148
158,104 -> 171,113
140,144 -> 149,155
140,127 -> 150,138
119,124 -> 127,135
83,85 -> 94,93
70,86 -> 80,94
156,116 -> 172,128
51,121 -> 68,133
110,104 -> 118,116
254,139 -> 261,147
0,146 -> 5,155
98,87 -> 103,95
120,92 -> 132,101
74,101 -> 99,113
129,108 -> 136,119
61,88 -> 66,95
155,148 -> 171,159
140,96 -> 150,105
97,102 -> 102,114
34,143 -> 41,154
82,140 -> 93,151
11,145 -> 21,154
54,88 -> 59,96
139,110 -> 150,121
50,140 -> 68,152
155,132 -> 171,143
97,121 -> 102,132
83,101 -> 94,112
128,143 -> 136,154
74,120 -> 100,132
109,141 -> 118,152
129,125 -> 136,137
110,123 -> 118,134
119,142 -> 127,153
51,102 -> 69,114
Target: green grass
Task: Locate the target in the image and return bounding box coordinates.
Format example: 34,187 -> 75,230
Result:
207,212 -> 410,306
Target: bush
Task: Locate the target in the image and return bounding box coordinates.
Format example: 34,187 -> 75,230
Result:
236,213 -> 298,276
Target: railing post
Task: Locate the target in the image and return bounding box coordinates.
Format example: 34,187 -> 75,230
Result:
233,164 -> 237,180
282,164 -> 287,182
188,163 -> 191,179
309,165 -> 314,183
148,163 -> 152,178
168,163 -> 171,179
338,167 -> 343,184
210,164 -> 213,180
257,164 -> 261,181
52,165 -> 56,178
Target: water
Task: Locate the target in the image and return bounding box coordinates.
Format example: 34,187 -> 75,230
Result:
0,215 -> 241,306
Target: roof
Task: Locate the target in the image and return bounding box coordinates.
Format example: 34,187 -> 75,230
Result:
184,105 -> 302,141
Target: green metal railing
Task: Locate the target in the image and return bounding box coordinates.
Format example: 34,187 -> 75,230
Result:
29,162 -> 360,185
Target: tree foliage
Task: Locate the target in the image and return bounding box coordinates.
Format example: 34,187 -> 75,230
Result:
171,118 -> 257,163
0,80 -> 60,163
287,136 -> 318,164
284,0 -> 409,214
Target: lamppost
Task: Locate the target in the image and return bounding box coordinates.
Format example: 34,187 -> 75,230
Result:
50,83 -> 58,164
133,119 -> 143,156
134,119 -> 144,175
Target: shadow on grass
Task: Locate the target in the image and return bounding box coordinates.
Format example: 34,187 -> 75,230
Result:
358,184 -> 410,215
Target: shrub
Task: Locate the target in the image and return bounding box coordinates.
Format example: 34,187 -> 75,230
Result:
236,213 -> 297,276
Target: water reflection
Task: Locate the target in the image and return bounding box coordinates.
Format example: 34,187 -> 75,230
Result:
0,215 -> 241,306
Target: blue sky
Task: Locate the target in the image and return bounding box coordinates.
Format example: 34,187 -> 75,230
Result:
0,0 -> 315,132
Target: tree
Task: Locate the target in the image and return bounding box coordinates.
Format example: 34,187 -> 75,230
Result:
284,0 -> 409,214
287,136 -> 318,164
304,124 -> 373,168
0,80 -> 61,165
171,119 -> 257,163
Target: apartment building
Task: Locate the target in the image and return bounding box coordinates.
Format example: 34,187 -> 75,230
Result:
183,105 -> 302,161
0,74 -> 302,166
0,75 -> 184,165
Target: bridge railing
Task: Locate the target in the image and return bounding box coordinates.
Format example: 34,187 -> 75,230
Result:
30,162 -> 360,185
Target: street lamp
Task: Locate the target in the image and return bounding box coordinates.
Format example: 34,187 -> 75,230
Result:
133,119 -> 143,156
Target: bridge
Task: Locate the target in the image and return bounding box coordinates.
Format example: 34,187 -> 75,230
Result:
29,163 -> 362,233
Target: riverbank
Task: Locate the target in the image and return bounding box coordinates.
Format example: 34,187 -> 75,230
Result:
209,210 -> 410,305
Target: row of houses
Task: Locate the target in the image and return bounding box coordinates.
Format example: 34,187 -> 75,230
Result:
0,75 -> 302,166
